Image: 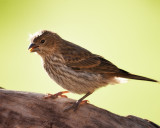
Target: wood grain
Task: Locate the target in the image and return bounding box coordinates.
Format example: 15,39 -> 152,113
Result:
0,89 -> 159,128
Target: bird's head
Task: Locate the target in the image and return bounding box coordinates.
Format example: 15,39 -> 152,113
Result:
28,30 -> 62,56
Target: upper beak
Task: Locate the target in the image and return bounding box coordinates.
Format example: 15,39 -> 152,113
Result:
28,43 -> 39,52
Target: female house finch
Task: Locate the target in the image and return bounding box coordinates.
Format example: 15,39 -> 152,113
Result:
28,30 -> 159,111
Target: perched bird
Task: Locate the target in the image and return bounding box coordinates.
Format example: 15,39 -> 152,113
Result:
28,30 -> 159,111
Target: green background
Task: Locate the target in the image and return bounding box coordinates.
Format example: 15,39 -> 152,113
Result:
0,0 -> 160,125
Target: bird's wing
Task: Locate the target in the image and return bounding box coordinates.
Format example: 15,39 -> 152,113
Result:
65,55 -> 119,74
60,40 -> 119,74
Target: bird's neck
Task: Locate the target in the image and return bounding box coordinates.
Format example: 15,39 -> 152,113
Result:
43,54 -> 64,65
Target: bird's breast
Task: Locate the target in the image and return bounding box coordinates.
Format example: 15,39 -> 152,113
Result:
43,56 -> 109,94
43,56 -> 126,94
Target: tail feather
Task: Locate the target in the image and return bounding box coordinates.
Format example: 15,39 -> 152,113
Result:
118,69 -> 158,82
124,74 -> 158,82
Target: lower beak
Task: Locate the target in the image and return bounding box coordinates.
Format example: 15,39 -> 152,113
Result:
28,43 -> 39,52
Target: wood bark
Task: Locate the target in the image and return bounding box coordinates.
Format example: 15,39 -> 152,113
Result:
0,89 -> 159,128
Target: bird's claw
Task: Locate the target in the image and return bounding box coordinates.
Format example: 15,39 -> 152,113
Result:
44,91 -> 69,99
80,100 -> 89,104
64,100 -> 89,112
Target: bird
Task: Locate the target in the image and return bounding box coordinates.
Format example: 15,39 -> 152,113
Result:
28,30 -> 159,111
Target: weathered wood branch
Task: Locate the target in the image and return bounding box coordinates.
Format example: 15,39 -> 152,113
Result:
0,89 -> 159,128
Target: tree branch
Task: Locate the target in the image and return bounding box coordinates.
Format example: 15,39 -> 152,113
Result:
0,89 -> 159,128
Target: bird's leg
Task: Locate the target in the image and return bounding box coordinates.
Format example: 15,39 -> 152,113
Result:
44,91 -> 69,99
64,92 -> 92,112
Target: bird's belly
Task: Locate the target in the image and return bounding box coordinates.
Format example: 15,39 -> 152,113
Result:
44,64 -> 109,94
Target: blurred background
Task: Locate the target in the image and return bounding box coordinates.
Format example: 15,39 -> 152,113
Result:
0,0 -> 160,125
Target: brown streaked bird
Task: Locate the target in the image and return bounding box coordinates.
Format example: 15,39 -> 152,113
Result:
28,30 -> 159,111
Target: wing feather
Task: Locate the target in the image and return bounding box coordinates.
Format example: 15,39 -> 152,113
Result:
66,55 -> 119,74
60,40 -> 119,74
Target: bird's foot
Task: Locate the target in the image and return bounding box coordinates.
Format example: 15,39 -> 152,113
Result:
44,91 -> 69,99
64,100 -> 89,112
80,100 -> 89,105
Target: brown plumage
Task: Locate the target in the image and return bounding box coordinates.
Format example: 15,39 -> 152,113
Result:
28,30 -> 158,111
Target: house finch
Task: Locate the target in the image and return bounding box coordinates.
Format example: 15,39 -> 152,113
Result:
28,30 -> 159,111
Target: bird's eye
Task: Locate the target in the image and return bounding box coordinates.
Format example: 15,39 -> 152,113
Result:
40,40 -> 45,44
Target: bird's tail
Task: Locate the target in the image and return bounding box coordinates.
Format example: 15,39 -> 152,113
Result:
118,69 -> 158,83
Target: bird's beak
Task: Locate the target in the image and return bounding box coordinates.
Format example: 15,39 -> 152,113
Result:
28,43 -> 39,52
